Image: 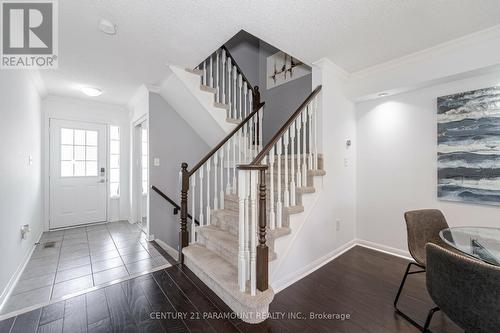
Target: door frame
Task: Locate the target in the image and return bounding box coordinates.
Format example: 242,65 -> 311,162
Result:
132,115 -> 151,237
45,117 -> 111,230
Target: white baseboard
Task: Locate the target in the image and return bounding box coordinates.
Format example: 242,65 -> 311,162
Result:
0,231 -> 43,310
271,239 -> 357,293
355,238 -> 412,261
154,239 -> 179,261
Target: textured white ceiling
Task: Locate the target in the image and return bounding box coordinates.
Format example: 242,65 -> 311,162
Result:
42,0 -> 500,105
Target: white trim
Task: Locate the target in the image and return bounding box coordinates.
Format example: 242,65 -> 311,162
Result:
271,238 -> 414,294
0,231 -> 43,310
154,239 -> 179,260
350,24 -> 500,79
271,239 -> 357,293
355,239 -> 412,261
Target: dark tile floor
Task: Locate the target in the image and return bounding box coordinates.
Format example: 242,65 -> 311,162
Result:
0,246 -> 463,333
0,221 -> 170,316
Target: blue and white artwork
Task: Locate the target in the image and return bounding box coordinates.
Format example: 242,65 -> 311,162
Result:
437,86 -> 500,206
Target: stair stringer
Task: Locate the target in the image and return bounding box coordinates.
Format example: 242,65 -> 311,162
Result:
158,65 -> 235,147
269,174 -> 325,288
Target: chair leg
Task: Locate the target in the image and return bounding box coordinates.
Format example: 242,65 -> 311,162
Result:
422,307 -> 440,332
394,262 -> 427,330
394,262 -> 413,308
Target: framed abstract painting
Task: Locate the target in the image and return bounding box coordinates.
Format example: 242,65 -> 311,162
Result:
437,86 -> 500,206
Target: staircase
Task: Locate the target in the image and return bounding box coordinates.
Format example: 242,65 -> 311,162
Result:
174,46 -> 324,323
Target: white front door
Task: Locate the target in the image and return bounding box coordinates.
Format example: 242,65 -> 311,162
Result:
50,119 -> 107,229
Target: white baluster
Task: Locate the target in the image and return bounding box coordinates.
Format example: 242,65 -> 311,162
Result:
199,165 -> 204,225
238,74 -> 243,120
238,128 -> 242,167
314,96 -> 318,170
290,121 -> 296,206
214,152 -> 218,210
254,113 -> 258,158
308,104 -> 313,171
269,147 -> 275,230
283,129 -> 289,207
232,133 -> 237,195
244,170 -> 250,280
227,58 -> 232,118
243,82 -> 248,119
296,117 -> 302,188
249,114 -> 254,159
258,107 -> 263,152
276,138 -> 283,228
203,60 -> 207,86
249,88 -> 253,113
232,65 -> 237,119
242,114 -> 248,163
215,51 -> 219,102
237,169 -> 247,292
249,170 -> 257,296
209,55 -> 213,88
302,111 -> 307,186
222,50 -> 226,105
226,142 -> 231,194
191,174 -> 196,243
220,148 -> 225,209
206,158 -> 211,225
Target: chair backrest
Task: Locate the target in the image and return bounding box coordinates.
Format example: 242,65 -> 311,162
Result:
404,209 -> 449,266
426,243 -> 500,332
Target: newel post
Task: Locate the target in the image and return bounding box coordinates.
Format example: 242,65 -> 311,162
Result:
253,86 -> 260,110
257,167 -> 269,291
179,162 -> 189,263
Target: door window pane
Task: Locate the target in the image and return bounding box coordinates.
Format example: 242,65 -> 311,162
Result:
86,131 -> 97,146
109,126 -> 121,198
110,169 -> 120,183
60,128 -> 100,177
86,146 -> 97,161
110,155 -> 120,169
61,145 -> 73,161
74,146 -> 85,161
74,130 -> 86,145
74,161 -> 86,176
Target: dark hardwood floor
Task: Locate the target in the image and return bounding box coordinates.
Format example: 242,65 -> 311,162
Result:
0,245 -> 462,333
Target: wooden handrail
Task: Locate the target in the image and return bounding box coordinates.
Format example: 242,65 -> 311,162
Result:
187,102 -> 265,177
152,186 -> 200,226
221,45 -> 256,95
242,85 -> 322,167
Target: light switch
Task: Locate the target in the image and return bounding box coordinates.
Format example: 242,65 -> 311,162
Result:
154,158 -> 160,166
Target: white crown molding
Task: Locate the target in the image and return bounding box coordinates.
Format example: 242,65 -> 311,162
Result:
312,57 -> 349,81
350,24 -> 500,80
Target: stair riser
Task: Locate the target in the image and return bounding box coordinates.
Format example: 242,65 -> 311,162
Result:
197,230 -> 278,268
197,232 -> 238,267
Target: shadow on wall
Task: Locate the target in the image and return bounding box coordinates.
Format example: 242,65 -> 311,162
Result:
224,30 -> 312,145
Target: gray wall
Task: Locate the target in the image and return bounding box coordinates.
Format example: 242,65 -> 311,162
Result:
258,41 -> 312,143
225,32 -> 312,145
148,93 -> 209,251
0,72 -> 42,301
224,31 -> 260,88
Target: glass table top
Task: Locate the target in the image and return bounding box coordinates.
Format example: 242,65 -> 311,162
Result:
440,227 -> 500,266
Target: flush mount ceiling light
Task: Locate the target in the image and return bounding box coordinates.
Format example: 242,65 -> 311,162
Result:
81,87 -> 102,97
378,92 -> 389,97
99,19 -> 117,35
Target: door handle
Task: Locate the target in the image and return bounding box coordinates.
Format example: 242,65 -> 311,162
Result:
98,179 -> 106,183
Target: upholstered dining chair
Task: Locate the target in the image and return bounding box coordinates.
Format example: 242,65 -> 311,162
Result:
425,243 -> 500,332
394,209 -> 450,327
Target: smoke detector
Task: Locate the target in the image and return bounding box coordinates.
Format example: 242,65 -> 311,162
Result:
99,19 -> 117,35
